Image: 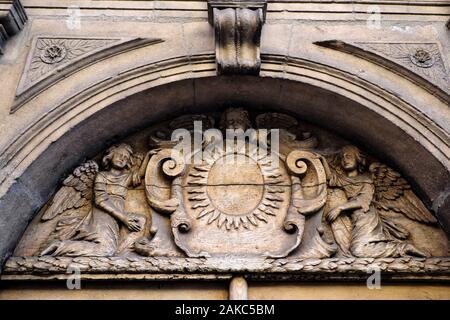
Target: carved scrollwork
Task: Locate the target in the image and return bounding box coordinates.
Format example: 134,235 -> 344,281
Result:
144,148 -> 186,215
286,150 -> 327,215
266,150 -> 328,258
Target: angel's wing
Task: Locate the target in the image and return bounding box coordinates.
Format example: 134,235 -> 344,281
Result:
41,160 -> 98,221
369,162 -> 437,224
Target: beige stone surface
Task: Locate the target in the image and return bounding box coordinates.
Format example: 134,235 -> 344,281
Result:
0,0 -> 449,299
248,282 -> 450,300
1,281 -> 449,300
0,281 -> 229,300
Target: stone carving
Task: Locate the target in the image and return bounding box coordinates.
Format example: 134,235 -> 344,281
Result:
0,0 -> 27,55
357,42 -> 448,86
144,108 -> 327,258
13,37 -> 163,112
320,146 -> 437,259
39,43 -> 67,64
23,37 -> 118,85
10,109 -> 448,278
208,1 -> 267,75
5,256 -> 450,280
39,144 -> 156,257
314,40 -> 450,102
410,48 -> 435,68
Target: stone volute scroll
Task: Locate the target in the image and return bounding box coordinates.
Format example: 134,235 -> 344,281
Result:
207,0 -> 267,75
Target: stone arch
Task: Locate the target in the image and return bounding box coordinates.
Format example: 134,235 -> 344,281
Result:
0,52 -> 449,270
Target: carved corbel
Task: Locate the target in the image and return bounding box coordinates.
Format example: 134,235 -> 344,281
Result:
0,0 -> 27,54
207,0 -> 267,75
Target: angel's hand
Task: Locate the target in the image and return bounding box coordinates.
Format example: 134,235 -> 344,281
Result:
124,213 -> 144,232
326,206 -> 343,223
361,202 -> 370,212
147,149 -> 161,157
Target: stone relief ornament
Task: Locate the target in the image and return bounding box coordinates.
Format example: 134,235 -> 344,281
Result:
357,42 -> 447,86
208,1 -> 267,75
12,37 -> 163,112
144,108 -> 327,258
9,108 -> 449,278
314,40 -> 450,102
319,146 -> 437,259
409,48 -> 435,68
26,38 -> 118,84
39,144 -> 157,257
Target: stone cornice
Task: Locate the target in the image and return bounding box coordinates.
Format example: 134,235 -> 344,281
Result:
18,0 -> 450,21
0,0 -> 27,54
4,256 -> 450,282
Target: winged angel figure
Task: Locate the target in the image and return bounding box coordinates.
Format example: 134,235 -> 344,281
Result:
320,145 -> 436,258
39,143 -> 174,257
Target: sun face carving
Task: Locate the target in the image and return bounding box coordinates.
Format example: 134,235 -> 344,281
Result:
185,146 -> 290,231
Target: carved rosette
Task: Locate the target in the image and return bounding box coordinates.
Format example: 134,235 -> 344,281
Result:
315,40 -> 450,95
22,37 -> 118,86
12,37 -> 163,112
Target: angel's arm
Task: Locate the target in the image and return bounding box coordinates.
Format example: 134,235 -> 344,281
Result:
341,183 -> 374,213
94,175 -> 128,223
327,182 -> 374,222
130,150 -> 157,187
139,150 -> 154,177
338,199 -> 363,212
318,154 -> 346,188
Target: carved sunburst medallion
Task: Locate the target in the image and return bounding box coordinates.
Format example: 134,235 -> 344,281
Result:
185,146 -> 289,231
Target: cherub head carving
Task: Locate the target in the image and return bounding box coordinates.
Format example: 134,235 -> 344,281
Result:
339,145 -> 366,174
219,107 -> 252,131
102,143 -> 134,170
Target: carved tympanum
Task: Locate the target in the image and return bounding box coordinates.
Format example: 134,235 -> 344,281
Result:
11,108 -> 448,276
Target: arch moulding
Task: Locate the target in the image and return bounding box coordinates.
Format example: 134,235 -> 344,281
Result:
0,44 -> 449,279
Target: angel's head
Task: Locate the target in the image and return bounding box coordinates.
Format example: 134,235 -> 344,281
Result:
102,143 -> 134,170
340,145 -> 366,174
219,107 -> 252,131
